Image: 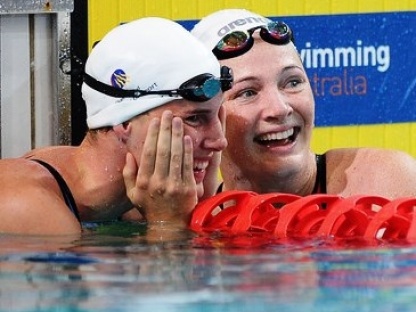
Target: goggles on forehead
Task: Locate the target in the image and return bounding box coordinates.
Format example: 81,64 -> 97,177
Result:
83,65 -> 233,102
213,21 -> 294,60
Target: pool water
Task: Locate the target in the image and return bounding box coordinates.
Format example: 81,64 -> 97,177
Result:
1,221 -> 416,312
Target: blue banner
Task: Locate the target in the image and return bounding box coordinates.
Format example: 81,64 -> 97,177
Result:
179,12 -> 416,127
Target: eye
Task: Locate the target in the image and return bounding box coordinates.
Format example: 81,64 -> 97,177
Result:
184,114 -> 208,126
235,89 -> 258,100
283,77 -> 305,91
288,79 -> 301,87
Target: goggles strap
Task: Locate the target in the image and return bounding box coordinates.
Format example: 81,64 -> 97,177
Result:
83,73 -> 142,98
84,70 -> 231,101
220,66 -> 233,92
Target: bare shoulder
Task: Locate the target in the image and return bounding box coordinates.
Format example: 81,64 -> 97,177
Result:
0,158 -> 81,235
325,147 -> 416,197
326,147 -> 416,170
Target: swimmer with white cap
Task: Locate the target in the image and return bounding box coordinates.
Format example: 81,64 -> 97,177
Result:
0,17 -> 231,237
191,8 -> 416,201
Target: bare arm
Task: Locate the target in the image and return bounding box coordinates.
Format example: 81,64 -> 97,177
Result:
0,160 -> 81,235
326,147 -> 416,199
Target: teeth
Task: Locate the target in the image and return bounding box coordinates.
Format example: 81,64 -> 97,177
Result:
258,128 -> 294,141
194,161 -> 209,171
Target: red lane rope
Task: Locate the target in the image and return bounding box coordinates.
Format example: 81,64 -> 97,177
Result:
189,191 -> 416,241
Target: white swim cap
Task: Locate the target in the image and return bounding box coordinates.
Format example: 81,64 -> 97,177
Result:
191,9 -> 272,51
82,17 -> 221,129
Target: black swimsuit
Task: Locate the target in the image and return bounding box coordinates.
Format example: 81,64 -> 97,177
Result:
216,153 -> 327,194
312,153 -> 327,194
32,159 -> 81,222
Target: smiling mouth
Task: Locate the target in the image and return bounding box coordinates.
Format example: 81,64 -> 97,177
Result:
193,160 -> 209,173
254,127 -> 299,146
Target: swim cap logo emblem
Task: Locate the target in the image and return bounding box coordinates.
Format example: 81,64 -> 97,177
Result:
111,69 -> 128,89
217,16 -> 269,37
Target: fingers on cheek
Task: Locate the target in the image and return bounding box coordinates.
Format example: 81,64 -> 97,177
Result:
182,135 -> 194,174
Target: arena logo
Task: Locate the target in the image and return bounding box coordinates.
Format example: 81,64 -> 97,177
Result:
216,16 -> 270,37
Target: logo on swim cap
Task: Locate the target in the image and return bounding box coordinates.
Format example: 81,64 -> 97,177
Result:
216,16 -> 269,37
111,69 -> 128,89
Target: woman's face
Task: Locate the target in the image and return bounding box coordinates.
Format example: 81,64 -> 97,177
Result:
220,38 -> 315,180
129,94 -> 227,199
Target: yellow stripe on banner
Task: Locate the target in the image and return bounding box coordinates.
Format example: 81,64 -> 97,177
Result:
88,0 -> 416,158
312,123 -> 416,157
88,0 -> 416,48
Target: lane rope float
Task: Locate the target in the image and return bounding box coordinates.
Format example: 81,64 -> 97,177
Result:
190,190 -> 416,241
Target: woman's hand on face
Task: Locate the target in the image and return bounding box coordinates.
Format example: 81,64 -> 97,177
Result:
123,110 -> 198,228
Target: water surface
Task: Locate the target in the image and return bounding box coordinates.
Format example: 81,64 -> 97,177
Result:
1,221 -> 415,312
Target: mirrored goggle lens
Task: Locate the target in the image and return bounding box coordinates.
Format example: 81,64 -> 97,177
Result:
262,22 -> 292,42
213,21 -> 293,60
179,74 -> 221,102
217,31 -> 250,52
193,78 -> 221,98
179,66 -> 233,102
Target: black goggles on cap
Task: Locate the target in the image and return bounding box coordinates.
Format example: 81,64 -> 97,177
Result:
83,65 -> 233,102
213,21 -> 294,60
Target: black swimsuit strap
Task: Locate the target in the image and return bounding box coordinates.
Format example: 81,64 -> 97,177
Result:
312,153 -> 327,194
31,159 -> 81,222
216,182 -> 224,194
